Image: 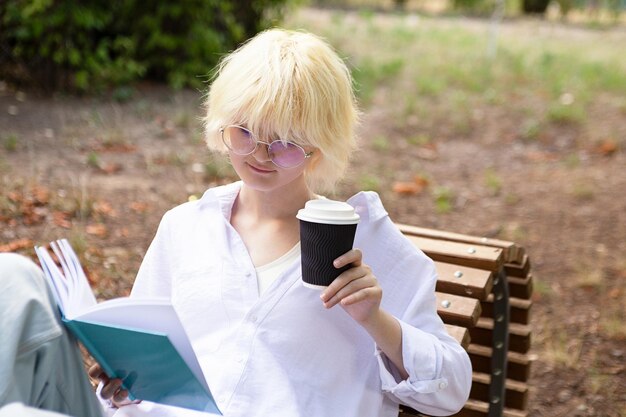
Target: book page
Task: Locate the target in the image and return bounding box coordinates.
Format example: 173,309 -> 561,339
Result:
35,241 -> 97,317
34,245 -> 70,313
54,240 -> 97,314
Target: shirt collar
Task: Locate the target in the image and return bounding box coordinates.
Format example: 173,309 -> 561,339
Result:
197,181 -> 243,219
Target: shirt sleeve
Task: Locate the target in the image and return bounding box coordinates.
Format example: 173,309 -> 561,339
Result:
348,191 -> 472,416
376,257 -> 473,416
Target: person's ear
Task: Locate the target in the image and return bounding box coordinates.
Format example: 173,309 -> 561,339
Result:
305,148 -> 322,172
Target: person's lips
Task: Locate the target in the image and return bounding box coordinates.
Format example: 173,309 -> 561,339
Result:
247,162 -> 275,173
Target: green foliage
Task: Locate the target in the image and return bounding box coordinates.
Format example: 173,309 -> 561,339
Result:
484,167 -> 502,196
0,0 -> 295,92
2,133 -> 19,152
86,151 -> 100,168
451,0 -> 496,14
350,57 -> 405,103
521,0 -> 551,13
358,174 -> 381,192
433,186 -> 454,214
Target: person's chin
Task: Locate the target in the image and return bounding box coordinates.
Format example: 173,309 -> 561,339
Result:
239,167 -> 278,190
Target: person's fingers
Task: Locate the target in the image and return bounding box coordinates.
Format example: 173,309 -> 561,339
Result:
100,379 -> 124,400
112,389 -> 130,404
322,262 -> 372,304
333,248 -> 362,269
88,364 -> 104,379
323,274 -> 377,308
340,285 -> 383,306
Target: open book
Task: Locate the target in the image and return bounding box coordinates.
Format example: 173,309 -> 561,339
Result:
34,239 -> 221,415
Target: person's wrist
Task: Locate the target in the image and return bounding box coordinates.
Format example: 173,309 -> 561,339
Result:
358,306 -> 385,329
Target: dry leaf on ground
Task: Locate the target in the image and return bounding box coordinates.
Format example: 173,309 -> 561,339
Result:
52,211 -> 72,229
597,139 -> 618,156
86,223 -> 108,237
393,181 -> 424,195
100,163 -> 123,175
0,238 -> 33,252
93,201 -> 116,217
130,201 -> 149,213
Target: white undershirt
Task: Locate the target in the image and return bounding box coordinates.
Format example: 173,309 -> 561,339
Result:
255,242 -> 301,295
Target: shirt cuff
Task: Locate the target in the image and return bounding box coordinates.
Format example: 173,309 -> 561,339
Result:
95,382 -> 140,415
95,383 -> 118,416
375,320 -> 449,395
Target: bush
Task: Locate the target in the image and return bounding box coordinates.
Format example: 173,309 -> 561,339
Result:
521,0 -> 551,13
451,0 -> 496,14
0,0 -> 295,92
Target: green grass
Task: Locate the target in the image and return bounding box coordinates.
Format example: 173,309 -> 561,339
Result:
285,9 -> 626,139
372,135 -> 390,151
432,186 -> 454,213
86,151 -> 100,168
2,133 -> 18,152
350,57 -> 405,104
358,174 -> 381,192
484,168 -> 502,196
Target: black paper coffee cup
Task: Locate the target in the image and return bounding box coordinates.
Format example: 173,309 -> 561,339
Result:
297,199 -> 360,289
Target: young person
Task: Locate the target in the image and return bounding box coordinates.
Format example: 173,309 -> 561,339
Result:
0,28 -> 471,417
95,28 -> 472,417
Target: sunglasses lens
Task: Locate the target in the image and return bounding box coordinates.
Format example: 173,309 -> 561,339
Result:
268,141 -> 306,168
223,126 -> 256,154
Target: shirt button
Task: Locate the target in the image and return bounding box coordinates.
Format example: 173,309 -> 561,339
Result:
438,381 -> 448,390
249,315 -> 258,323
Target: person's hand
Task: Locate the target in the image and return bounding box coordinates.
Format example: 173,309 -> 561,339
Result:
320,248 -> 382,325
88,364 -> 137,407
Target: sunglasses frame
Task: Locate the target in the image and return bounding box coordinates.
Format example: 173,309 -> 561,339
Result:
219,125 -> 313,169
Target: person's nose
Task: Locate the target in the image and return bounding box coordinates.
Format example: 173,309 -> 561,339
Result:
252,142 -> 272,163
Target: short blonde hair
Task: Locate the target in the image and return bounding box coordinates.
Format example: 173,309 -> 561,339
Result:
204,28 -> 359,192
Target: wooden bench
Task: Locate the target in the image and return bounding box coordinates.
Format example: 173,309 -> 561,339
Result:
396,224 -> 533,417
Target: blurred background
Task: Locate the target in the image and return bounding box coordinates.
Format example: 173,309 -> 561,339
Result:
0,1 -> 624,416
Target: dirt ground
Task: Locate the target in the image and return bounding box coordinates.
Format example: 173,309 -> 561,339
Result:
1,25 -> 625,417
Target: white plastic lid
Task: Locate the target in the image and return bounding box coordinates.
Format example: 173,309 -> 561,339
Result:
296,199 -> 360,225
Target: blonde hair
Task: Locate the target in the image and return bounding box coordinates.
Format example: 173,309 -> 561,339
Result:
204,29 -> 359,192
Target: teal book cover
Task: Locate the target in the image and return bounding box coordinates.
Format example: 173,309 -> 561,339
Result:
64,319 -> 221,414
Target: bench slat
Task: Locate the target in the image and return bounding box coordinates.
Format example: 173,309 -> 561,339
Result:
398,399 -> 529,417
468,344 -> 532,382
397,223 -> 525,264
504,254 -> 531,278
471,372 -> 529,410
444,324 -> 470,349
406,235 -> 504,271
434,262 -> 493,301
507,274 -> 534,300
458,399 -> 529,417
469,318 -> 532,354
436,292 -> 481,328
481,295 -> 532,325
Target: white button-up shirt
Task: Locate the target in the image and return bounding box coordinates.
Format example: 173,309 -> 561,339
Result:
112,182 -> 471,417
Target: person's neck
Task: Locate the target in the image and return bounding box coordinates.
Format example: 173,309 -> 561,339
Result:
237,180 -> 316,221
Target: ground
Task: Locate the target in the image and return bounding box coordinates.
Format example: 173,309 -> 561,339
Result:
1,18 -> 624,417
